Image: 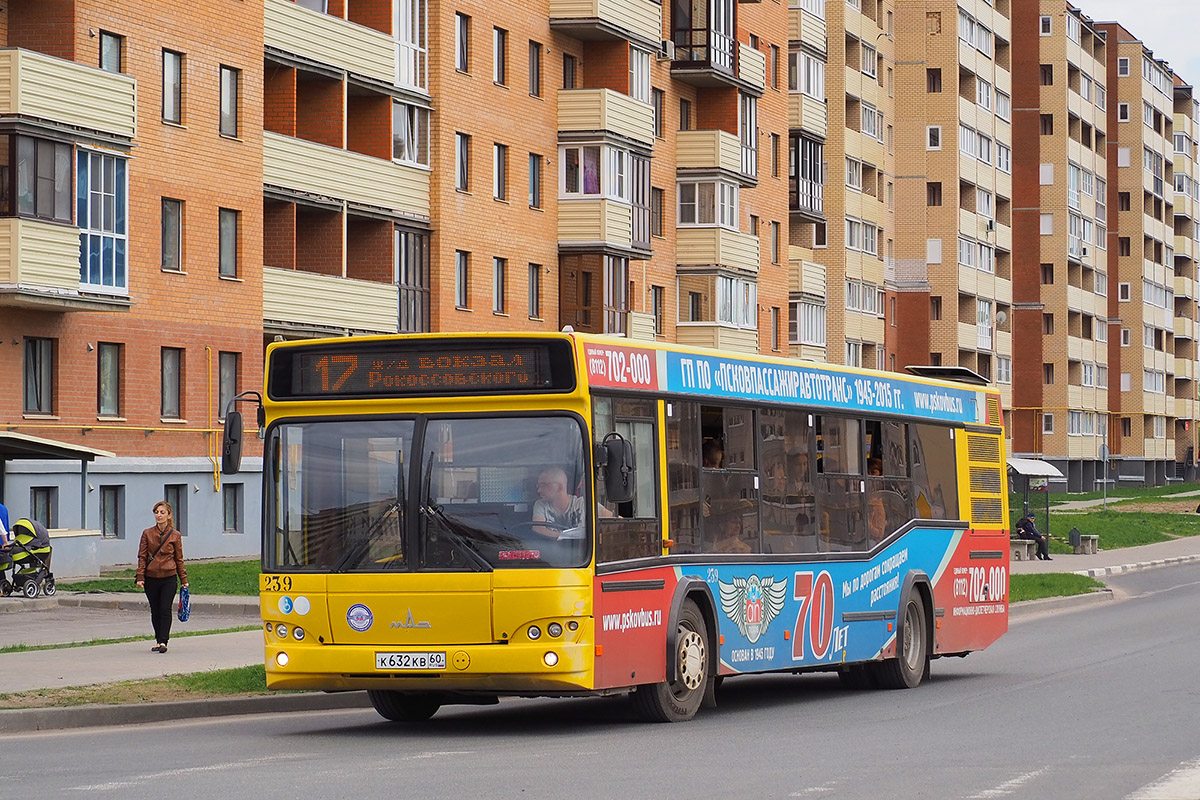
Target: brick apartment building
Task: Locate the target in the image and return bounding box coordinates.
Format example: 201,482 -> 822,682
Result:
2,0 -> 1200,567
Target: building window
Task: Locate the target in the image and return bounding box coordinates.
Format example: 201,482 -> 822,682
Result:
219,66 -> 239,137
218,351 -> 238,421
455,250 -> 470,308
927,68 -> 942,92
528,153 -> 543,208
455,13 -> 470,71
3,136 -> 72,223
23,337 -> 54,414
630,48 -> 651,104
927,126 -> 941,150
162,50 -> 183,123
100,485 -> 124,539
493,27 -> 507,85
679,98 -> 692,131
493,257 -> 507,313
97,342 -> 121,417
529,41 -> 542,96
650,187 -> 664,237
161,347 -> 183,419
563,53 -> 577,89
78,149 -> 129,294
927,182 -> 942,206
528,263 -> 541,318
392,102 -> 430,166
218,209 -> 239,277
164,484 -> 187,535
394,0 -> 427,90
222,484 -> 243,533
494,143 -> 508,201
455,133 -> 471,191
100,31 -> 123,73
652,285 -> 665,335
771,221 -> 780,263
770,44 -> 780,89
771,307 -> 780,350
1039,15 -> 1051,35
604,256 -> 630,334
30,486 -> 56,529
1040,114 -> 1054,135
789,300 -> 826,346
1117,57 -> 1129,77
161,198 -> 182,270
652,89 -> 664,137
397,228 -> 430,333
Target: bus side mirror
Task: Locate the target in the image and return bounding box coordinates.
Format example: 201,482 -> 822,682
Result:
598,433 -> 636,504
222,411 -> 244,475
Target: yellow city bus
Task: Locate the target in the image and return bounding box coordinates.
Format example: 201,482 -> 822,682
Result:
222,332 -> 1010,723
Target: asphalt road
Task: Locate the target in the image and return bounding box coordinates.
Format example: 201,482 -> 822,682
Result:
8,564 -> 1200,800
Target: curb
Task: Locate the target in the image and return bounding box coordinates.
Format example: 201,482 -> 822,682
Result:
56,595 -> 261,616
0,690 -> 372,734
1009,588 -> 1114,619
1071,552 -> 1200,578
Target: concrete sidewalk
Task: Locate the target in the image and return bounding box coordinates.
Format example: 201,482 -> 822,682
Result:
1009,529 -> 1200,577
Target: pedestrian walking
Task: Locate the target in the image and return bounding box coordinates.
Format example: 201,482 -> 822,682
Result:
134,501 -> 188,653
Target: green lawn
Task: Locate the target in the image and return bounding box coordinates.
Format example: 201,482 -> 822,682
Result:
61,559 -> 260,595
1010,573 -> 1105,602
1038,483 -> 1200,505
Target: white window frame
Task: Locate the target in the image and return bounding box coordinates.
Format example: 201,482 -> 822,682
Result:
976,78 -> 991,110
630,47 -> 652,104
845,158 -> 863,191
1117,57 -> 1129,77
927,125 -> 942,150
78,148 -> 130,295
455,12 -> 470,72
996,143 -> 1011,174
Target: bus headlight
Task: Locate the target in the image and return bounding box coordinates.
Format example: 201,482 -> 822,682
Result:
293,627 -> 305,641
543,651 -> 559,667
276,624 -> 289,639
276,652 -> 290,667
547,622 -> 563,638
264,622 -> 274,635
528,625 -> 542,640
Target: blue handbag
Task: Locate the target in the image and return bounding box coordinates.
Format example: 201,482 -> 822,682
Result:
177,585 -> 191,622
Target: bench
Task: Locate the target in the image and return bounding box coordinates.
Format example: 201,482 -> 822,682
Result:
1074,534 -> 1099,555
1010,538 -> 1037,561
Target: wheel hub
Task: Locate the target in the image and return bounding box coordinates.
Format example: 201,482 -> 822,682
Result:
677,630 -> 705,691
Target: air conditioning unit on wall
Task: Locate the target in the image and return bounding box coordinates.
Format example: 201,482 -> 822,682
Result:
657,39 -> 675,61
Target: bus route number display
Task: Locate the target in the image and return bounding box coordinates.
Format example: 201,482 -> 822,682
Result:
292,345 -> 551,396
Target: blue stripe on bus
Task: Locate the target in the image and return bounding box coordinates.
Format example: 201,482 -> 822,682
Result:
661,351 -> 980,424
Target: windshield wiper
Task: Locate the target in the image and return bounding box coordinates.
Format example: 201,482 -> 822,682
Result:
420,451 -> 493,573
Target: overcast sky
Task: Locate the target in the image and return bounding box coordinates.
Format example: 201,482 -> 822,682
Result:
1077,0 -> 1200,85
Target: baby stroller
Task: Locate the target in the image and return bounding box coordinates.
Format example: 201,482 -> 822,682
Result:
6,518 -> 54,598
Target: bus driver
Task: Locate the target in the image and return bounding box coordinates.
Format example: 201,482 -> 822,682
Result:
532,467 -> 612,538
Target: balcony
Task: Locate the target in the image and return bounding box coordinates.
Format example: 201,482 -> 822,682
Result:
789,93 -> 828,139
558,89 -> 655,149
671,33 -> 762,95
558,198 -> 650,258
677,129 -> 756,186
788,248 -> 826,297
628,310 -> 657,341
1175,315 -> 1197,341
0,48 -> 136,140
676,323 -> 758,354
0,219 -> 130,312
676,227 -> 759,272
549,0 -> 662,50
1175,273 -> 1197,300
265,0 -> 394,85
788,6 -> 827,54
263,266 -> 398,335
263,131 -> 430,221
1175,356 -> 1197,381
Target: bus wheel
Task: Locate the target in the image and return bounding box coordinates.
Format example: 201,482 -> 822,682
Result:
367,690 -> 442,722
632,600 -> 708,722
873,592 -> 928,690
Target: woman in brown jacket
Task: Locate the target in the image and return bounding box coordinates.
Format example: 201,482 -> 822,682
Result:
135,500 -> 188,653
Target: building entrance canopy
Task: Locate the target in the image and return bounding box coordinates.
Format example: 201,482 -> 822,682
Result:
0,432 -> 114,525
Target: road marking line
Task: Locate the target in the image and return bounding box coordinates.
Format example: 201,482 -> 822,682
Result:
1128,756 -> 1200,799
66,755 -> 304,791
968,768 -> 1050,798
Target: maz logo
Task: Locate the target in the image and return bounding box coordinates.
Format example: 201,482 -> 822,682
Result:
390,609 -> 432,629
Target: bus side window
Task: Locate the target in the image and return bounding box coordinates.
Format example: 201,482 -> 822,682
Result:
911,424 -> 957,520
667,402 -> 702,554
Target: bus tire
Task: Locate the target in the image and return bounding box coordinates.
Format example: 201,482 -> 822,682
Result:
873,592 -> 928,690
632,600 -> 709,722
367,690 -> 442,722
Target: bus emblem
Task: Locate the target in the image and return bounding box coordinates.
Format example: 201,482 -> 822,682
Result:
390,609 -> 432,629
346,604 -> 373,632
718,575 -> 787,644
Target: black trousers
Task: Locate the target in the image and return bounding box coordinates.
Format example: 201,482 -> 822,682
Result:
1021,533 -> 1050,560
144,575 -> 178,644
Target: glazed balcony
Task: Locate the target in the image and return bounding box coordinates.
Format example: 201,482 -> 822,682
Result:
549,0 -> 662,50
558,88 -> 655,149
263,131 -> 430,220
558,199 -> 650,258
676,227 -> 759,272
676,129 -> 756,186
0,48 -> 136,140
263,265 -> 398,335
676,323 -> 758,353
0,219 -> 129,312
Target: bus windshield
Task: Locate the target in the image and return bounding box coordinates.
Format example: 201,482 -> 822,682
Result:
266,415 -> 590,572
